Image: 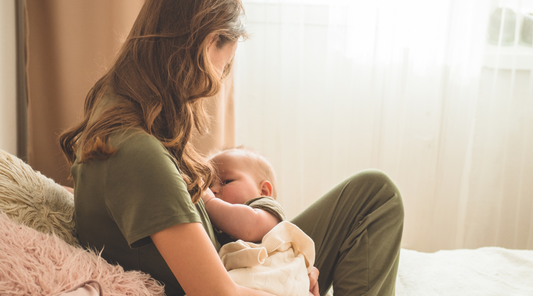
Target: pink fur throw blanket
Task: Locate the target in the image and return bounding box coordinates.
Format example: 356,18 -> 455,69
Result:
0,212 -> 164,295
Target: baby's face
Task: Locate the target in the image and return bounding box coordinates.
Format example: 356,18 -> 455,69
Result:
210,151 -> 261,204
211,151 -> 261,204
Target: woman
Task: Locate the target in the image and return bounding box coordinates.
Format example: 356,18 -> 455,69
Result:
60,1 -> 404,295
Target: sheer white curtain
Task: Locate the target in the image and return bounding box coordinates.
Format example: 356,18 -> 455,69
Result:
233,0 -> 533,252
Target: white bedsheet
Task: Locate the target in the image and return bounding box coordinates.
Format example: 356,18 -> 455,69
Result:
397,247 -> 533,296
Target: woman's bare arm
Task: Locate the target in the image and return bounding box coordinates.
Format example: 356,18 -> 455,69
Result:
201,189 -> 280,242
151,222 -> 275,296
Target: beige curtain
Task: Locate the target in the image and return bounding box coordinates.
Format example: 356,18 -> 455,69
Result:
26,0 -> 235,186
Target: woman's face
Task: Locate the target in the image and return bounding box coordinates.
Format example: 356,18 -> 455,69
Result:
208,38 -> 238,78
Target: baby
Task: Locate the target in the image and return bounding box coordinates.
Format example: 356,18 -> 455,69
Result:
202,146 -> 316,296
202,146 -> 286,245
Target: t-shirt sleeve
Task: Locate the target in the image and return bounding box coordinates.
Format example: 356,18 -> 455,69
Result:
103,131 -> 201,248
245,196 -> 287,222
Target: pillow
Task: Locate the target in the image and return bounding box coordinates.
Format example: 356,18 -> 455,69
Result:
0,149 -> 78,245
0,212 -> 165,295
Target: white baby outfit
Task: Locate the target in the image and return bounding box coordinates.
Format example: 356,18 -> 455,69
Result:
218,221 -> 315,296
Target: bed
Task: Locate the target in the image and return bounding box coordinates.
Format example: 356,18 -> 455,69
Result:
396,247 -> 533,295
1,149 -> 532,295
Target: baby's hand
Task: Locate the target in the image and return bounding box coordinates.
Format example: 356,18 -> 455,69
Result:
201,187 -> 216,206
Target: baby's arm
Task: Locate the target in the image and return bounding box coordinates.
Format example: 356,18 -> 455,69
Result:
202,189 -> 280,242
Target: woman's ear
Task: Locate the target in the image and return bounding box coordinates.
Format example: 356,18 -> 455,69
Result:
259,180 -> 273,197
206,33 -> 219,52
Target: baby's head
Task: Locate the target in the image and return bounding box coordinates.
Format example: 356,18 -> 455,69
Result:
208,147 -> 276,204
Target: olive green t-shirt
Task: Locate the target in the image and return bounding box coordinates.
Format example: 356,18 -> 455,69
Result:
71,129 -> 219,296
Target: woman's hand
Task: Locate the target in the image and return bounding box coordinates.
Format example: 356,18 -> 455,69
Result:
309,267 -> 320,296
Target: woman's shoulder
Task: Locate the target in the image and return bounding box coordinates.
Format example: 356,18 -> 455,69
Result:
110,129 -> 166,155
104,128 -> 180,169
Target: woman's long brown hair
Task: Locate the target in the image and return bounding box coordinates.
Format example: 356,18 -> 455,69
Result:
59,0 -> 246,203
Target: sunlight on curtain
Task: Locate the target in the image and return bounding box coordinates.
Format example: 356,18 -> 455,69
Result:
234,0 -> 533,252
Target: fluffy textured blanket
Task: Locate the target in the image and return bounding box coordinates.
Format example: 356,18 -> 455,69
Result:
0,212 -> 164,296
0,149 -> 78,245
396,247 -> 533,295
219,221 -> 315,296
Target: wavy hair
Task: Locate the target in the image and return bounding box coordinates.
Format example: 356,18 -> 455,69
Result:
59,0 -> 247,203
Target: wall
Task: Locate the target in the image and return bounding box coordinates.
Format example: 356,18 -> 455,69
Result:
0,0 -> 17,155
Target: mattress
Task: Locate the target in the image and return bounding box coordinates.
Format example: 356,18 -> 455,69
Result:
396,247 -> 533,295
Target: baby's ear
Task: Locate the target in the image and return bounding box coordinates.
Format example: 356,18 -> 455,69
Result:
259,180 -> 273,197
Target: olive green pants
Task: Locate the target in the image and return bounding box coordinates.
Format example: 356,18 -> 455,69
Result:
291,169 -> 404,296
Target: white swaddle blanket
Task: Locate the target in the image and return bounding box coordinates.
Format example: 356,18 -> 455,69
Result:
218,221 -> 315,296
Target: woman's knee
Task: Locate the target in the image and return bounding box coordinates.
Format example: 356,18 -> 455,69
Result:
343,169 -> 404,218
349,169 -> 394,186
